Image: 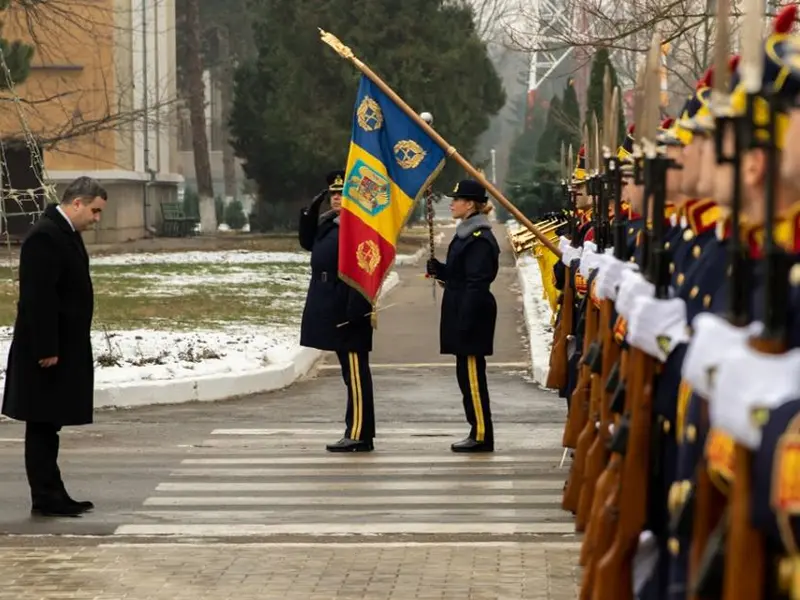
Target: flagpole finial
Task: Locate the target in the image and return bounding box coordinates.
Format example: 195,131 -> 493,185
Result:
319,28 -> 355,60
420,111 -> 434,125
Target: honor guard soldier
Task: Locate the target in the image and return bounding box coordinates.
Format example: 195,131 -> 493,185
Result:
426,179 -> 500,452
298,170 -> 376,452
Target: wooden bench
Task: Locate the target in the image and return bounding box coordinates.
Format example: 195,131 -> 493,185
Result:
160,201 -> 198,237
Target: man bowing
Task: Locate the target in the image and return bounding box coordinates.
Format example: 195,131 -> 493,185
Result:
2,176 -> 107,517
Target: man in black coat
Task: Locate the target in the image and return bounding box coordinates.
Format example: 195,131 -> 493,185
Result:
2,176 -> 107,517
299,170 -> 375,452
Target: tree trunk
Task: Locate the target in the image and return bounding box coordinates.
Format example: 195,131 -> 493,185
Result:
218,28 -> 237,203
184,0 -> 216,232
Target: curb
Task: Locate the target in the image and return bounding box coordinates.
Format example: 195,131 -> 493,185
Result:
93,270 -> 401,409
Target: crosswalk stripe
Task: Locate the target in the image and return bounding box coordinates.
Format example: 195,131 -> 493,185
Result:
181,454 -> 563,465
114,426 -> 573,539
143,494 -> 564,506
170,465 -> 562,477
155,480 -> 566,492
115,523 -> 578,536
134,508 -> 571,521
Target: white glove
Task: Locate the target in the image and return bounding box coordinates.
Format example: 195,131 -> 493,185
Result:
583,241 -> 598,255
710,345 -> 800,449
626,296 -> 690,361
681,313 -> 763,399
558,236 -> 571,255
580,250 -> 604,279
562,245 -> 582,267
615,270 -> 655,319
596,258 -> 638,301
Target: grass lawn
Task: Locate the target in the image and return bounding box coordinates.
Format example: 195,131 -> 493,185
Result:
0,260 -> 311,331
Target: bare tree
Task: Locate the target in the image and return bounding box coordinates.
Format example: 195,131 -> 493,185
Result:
180,0 -> 216,232
502,0 -> 750,104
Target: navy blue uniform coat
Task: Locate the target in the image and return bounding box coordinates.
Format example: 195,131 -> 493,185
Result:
431,215 -> 500,357
2,205 -> 95,426
298,203 -> 373,354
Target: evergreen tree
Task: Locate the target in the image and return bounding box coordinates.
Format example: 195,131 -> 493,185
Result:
535,95 -> 565,165
229,0 -> 505,225
0,0 -> 33,89
584,48 -> 626,145
561,78 -> 581,151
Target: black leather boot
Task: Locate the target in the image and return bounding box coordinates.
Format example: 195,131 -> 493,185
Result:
451,437 -> 494,453
326,437 -> 374,452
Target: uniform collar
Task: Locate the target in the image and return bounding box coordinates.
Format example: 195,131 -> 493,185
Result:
686,199 -> 720,236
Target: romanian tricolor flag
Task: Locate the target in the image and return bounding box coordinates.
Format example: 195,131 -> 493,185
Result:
338,75 -> 446,305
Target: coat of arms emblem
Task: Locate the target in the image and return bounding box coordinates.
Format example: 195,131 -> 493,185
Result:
343,161 -> 391,217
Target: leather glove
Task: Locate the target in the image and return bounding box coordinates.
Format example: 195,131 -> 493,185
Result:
311,188 -> 328,208
426,258 -> 442,278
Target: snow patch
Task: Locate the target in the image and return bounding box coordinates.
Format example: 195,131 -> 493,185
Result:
516,253 -> 556,385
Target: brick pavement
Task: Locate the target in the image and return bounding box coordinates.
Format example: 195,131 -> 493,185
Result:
0,543 -> 579,600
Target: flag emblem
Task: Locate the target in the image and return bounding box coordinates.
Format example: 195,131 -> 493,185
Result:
344,161 -> 391,217
357,97 -> 383,131
356,240 -> 381,275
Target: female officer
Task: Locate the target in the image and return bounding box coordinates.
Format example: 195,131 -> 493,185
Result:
299,170 -> 375,453
426,179 -> 500,453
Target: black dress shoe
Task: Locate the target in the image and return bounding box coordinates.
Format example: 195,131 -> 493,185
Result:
451,437 -> 494,453
66,497 -> 94,512
31,501 -> 83,518
326,437 -> 374,452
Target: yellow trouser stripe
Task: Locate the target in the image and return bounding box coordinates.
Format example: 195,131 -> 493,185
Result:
349,352 -> 363,440
467,356 -> 485,442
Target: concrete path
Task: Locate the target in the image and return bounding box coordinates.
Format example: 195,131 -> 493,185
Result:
0,224 -> 578,599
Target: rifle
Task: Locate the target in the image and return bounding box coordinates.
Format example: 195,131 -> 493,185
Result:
563,128 -> 602,513
687,1 -> 739,594
579,68 -> 646,592
719,53 -> 788,600
547,143 -> 574,391
594,36 -> 664,600
577,78 -> 620,531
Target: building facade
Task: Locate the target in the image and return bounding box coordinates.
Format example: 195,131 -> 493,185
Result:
0,0 -> 182,243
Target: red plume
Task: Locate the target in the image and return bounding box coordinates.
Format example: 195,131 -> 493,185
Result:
578,145 -> 585,156
660,117 -> 674,129
728,54 -> 741,73
774,4 -> 797,34
627,124 -> 635,135
697,66 -> 714,90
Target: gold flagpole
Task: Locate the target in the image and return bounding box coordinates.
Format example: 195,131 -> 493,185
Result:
319,28 -> 562,258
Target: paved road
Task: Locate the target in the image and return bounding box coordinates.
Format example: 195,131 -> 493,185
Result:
0,224 -> 579,599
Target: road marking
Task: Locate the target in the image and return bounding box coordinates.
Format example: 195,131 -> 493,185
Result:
143,494 -> 565,506
317,362 -> 528,369
170,465 -> 561,477
155,480 -> 565,492
181,454 -> 562,465
99,541 -> 582,549
114,523 -> 577,536
134,508 -> 570,521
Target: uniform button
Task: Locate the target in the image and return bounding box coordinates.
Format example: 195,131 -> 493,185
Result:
665,241 -> 671,250
629,227 -> 634,234
687,425 -> 697,442
677,273 -> 685,285
669,538 -> 680,556
790,263 -> 800,286
703,294 -> 712,308
693,245 -> 702,258
663,419 -> 671,434
683,229 -> 695,241
670,263 -> 675,274
690,286 -> 699,298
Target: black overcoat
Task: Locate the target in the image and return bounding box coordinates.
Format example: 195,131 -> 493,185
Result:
298,205 -> 373,353
431,215 -> 500,357
2,204 -> 95,426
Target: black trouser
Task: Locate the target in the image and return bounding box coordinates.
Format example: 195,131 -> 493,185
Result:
24,422 -> 65,503
455,355 -> 494,443
336,350 -> 375,441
